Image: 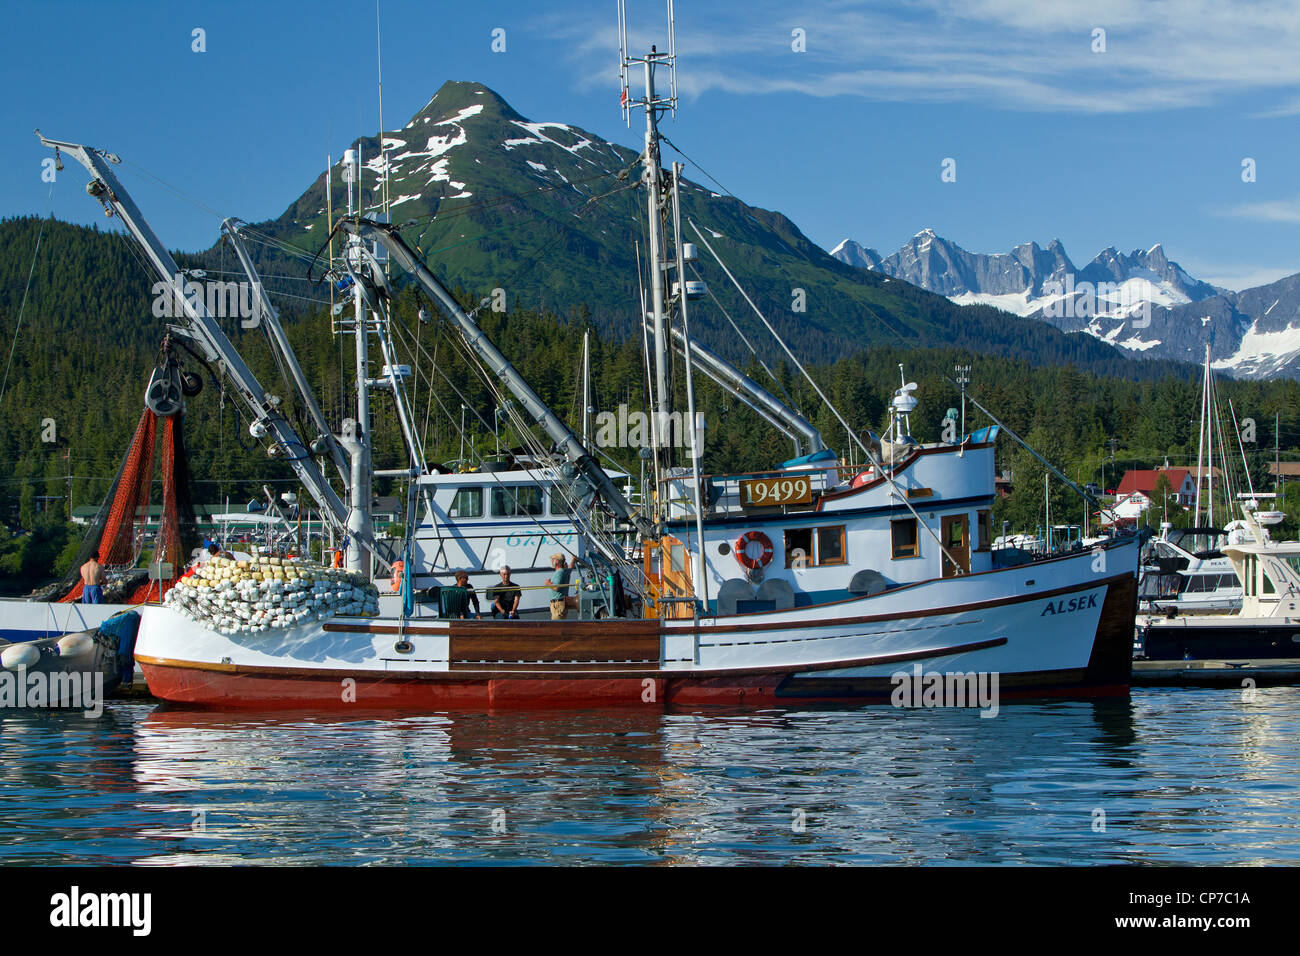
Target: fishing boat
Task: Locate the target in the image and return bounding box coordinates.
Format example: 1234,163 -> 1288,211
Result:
38,6 -> 1140,709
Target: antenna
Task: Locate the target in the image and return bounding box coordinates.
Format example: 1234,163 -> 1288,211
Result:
618,0 -> 630,127
617,0 -> 678,126
667,0 -> 678,117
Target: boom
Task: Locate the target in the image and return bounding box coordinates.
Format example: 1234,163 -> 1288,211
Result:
36,133 -> 361,547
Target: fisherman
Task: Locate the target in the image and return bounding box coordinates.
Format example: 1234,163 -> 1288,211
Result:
440,570 -> 481,619
80,553 -> 106,604
565,554 -> 583,613
546,553 -> 572,620
491,566 -> 522,619
455,570 -> 481,618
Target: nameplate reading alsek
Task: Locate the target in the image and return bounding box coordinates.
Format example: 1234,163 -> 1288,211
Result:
740,476 -> 812,508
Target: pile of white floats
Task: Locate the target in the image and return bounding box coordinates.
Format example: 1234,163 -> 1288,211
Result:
165,554 -> 380,635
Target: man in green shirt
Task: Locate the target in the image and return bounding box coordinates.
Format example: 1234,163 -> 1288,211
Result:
546,553 -> 572,620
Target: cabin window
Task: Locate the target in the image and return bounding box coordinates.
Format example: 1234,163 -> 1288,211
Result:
783,526 -> 846,568
548,489 -> 573,515
816,526 -> 846,565
976,510 -> 992,551
670,542 -> 686,572
491,485 -> 544,517
891,519 -> 919,559
785,528 -> 813,568
449,487 -> 483,519
1262,569 -> 1276,595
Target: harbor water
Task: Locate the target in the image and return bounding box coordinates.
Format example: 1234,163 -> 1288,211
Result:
2,687 -> 1298,865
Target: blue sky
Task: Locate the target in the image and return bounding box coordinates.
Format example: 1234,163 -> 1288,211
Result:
6,0 -> 1300,290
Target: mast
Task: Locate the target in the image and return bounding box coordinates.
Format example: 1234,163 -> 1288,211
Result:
621,3 -> 679,514
643,54 -> 671,473
342,147 -> 373,574
671,160 -> 708,607
1194,343 -> 1209,524
582,330 -> 591,447
1201,348 -> 1211,530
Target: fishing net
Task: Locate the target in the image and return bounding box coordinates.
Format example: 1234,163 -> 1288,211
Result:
126,414 -> 201,604
44,406 -> 198,605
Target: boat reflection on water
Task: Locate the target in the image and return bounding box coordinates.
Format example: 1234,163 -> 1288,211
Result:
9,693 -> 1300,864
123,700 -> 1152,865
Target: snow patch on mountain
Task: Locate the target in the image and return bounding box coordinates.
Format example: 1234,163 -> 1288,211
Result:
949,290 -> 1038,316
1211,322 -> 1300,377
435,104 -> 484,126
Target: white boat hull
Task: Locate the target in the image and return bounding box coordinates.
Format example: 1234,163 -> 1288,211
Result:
134,542 -> 1140,708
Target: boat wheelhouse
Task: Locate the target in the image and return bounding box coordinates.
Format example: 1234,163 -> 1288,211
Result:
653,428 -> 1002,615
380,462 -> 630,617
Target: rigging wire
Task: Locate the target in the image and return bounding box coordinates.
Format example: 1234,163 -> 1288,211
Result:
0,183 -> 55,406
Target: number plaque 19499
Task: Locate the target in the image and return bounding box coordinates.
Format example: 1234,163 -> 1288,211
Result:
739,476 -> 812,508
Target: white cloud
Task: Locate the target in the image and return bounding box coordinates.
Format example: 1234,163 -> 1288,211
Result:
538,1 -> 1300,115
1198,266 -> 1296,291
1218,194 -> 1300,225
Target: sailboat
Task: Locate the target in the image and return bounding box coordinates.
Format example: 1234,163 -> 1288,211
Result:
34,8 -> 1141,709
1136,347 -> 1299,660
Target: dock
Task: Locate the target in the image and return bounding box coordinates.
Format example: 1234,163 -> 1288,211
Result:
1132,658 -> 1300,687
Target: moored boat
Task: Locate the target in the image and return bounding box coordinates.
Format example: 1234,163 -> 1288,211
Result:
40,11 -> 1142,709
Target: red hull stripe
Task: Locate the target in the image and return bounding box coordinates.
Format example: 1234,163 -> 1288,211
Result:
138,660 -> 1128,710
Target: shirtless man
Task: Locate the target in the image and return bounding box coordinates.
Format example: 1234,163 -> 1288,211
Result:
80,553 -> 106,604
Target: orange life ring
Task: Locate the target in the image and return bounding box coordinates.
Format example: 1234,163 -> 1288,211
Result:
390,559 -> 405,594
851,469 -> 876,488
734,531 -> 774,570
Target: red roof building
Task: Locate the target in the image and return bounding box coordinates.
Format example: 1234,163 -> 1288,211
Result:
1115,468 -> 1195,505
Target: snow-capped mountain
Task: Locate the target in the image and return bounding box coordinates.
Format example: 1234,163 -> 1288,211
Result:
831,230 -> 1222,319
828,239 -> 883,271
228,82 -> 1148,376
830,230 -> 1300,379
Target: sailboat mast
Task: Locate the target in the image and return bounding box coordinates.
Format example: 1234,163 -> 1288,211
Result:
1201,351 -> 1211,530
1194,343 -> 1209,524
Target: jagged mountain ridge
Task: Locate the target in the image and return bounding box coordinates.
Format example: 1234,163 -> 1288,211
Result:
831,230 -> 1300,378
